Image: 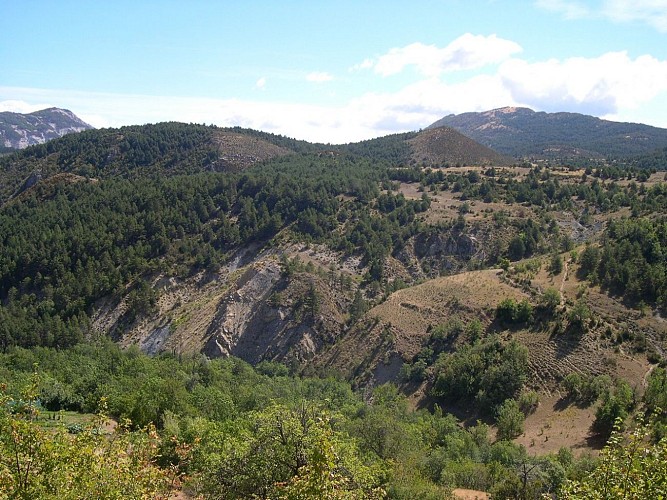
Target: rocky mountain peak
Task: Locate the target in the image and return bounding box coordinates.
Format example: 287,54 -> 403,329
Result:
0,107 -> 93,149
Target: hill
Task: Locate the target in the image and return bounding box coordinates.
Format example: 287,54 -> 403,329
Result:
0,123 -> 303,203
408,126 -> 513,166
429,106 -> 667,161
0,107 -> 93,149
1,116 -> 667,482
338,127 -> 513,166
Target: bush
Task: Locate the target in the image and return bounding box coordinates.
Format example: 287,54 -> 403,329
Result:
562,373 -> 612,406
518,391 -> 539,415
540,287 -> 561,314
496,399 -> 525,441
568,300 -> 591,332
550,253 -> 564,275
496,298 -> 533,324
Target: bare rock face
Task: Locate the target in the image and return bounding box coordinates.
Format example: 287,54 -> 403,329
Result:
0,108 -> 93,149
414,231 -> 479,259
202,262 -> 283,359
94,245 -> 349,367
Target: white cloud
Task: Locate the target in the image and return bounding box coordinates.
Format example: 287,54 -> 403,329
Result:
603,0 -> 667,32
368,34 -> 522,77
535,0 -> 590,18
306,71 -> 333,83
2,46 -> 667,144
0,99 -> 54,114
536,0 -> 667,31
349,58 -> 374,72
255,77 -> 267,90
499,51 -> 667,116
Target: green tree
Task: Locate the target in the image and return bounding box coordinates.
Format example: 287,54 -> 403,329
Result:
496,399 -> 525,441
561,418 -> 667,498
0,385 -> 176,499
540,287 -> 561,315
568,300 -> 591,332
578,245 -> 600,279
550,253 -> 564,275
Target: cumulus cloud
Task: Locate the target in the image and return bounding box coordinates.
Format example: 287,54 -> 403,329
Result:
3,44 -> 667,144
306,71 -> 333,83
499,51 -> 667,116
367,34 -> 522,77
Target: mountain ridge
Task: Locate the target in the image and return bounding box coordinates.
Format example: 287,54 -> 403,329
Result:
429,106 -> 667,160
0,107 -> 93,149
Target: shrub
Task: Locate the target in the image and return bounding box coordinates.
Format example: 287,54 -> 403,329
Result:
496,399 -> 525,441
518,391 -> 540,415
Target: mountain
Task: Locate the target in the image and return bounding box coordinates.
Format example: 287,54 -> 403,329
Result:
1,116 -> 667,477
0,122 -> 510,203
0,107 -> 93,149
429,106 -> 667,160
1,115 -> 666,497
0,123 -> 304,202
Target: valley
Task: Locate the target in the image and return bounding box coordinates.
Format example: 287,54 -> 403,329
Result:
1,108 -> 666,498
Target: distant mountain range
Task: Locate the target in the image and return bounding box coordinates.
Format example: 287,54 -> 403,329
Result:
0,107 -> 93,150
428,107 -> 667,160
5,105 -> 667,165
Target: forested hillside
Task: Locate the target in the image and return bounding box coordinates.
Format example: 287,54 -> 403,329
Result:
2,342 -> 667,498
1,120 -> 667,498
430,107 -> 667,160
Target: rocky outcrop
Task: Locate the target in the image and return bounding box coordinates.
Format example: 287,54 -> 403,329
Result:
414,231 -> 479,259
0,108 -> 93,149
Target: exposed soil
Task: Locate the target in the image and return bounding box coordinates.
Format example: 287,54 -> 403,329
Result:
452,489 -> 489,500
516,394 -> 602,456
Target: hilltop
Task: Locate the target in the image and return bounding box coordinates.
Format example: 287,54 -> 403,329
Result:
429,106 -> 667,160
0,122 -> 509,204
0,107 -> 93,150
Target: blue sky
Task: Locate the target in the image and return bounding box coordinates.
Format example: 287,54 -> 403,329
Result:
2,0 -> 667,143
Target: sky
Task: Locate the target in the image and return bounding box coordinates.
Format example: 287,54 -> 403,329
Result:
2,0 -> 667,144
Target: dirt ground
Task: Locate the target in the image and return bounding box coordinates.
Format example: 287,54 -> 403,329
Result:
452,488 -> 489,500
515,394 -> 602,456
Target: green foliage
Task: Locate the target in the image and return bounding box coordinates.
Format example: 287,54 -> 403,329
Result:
592,380 -> 635,439
496,297 -> 533,325
0,342 -> 623,498
644,367 -> 667,418
0,381 -> 175,499
496,399 -> 525,441
540,287 -> 562,314
593,217 -> 667,308
431,336 -> 528,414
561,417 -> 667,498
193,403 -> 386,499
550,252 -> 564,275
518,391 -> 540,415
562,373 -> 612,407
567,300 -> 592,332
578,244 -> 600,279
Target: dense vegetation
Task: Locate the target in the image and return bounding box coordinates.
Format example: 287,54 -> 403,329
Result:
0,342 -> 648,499
1,122 -> 666,352
2,343 -> 667,498
578,217 -> 667,309
2,121 -> 667,497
